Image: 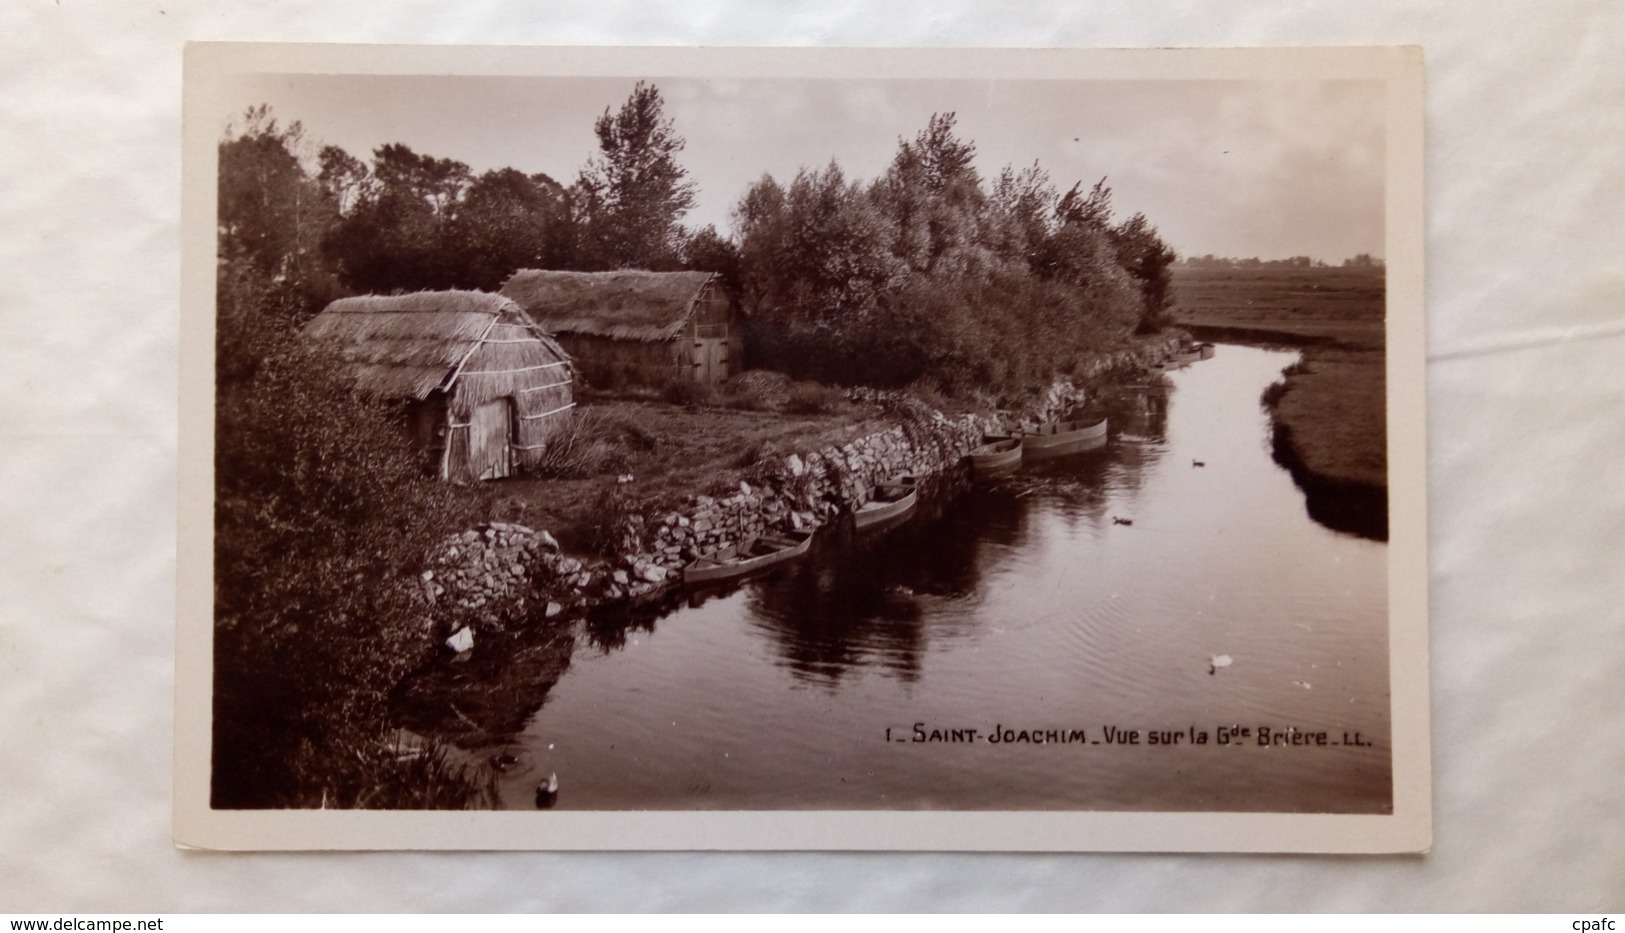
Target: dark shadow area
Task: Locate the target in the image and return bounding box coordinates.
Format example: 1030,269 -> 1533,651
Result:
1270,420 -> 1389,542
392,623 -> 576,749
741,475 -> 1018,687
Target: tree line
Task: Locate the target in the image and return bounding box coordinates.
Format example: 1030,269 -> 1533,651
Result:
1180,254 -> 1384,269
218,82 -> 702,311
732,113 -> 1175,399
218,86 -> 1176,402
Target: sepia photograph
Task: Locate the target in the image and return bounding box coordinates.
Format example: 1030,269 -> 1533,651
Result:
177,44 -> 1428,850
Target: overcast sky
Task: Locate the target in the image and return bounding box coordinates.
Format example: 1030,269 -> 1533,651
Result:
228,72 -> 1384,262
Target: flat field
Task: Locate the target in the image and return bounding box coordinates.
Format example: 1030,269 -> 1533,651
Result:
1173,264 -> 1388,537
1172,265 -> 1385,351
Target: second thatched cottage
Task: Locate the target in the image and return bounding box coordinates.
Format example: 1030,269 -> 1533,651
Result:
303,290 -> 574,483
500,270 -> 741,389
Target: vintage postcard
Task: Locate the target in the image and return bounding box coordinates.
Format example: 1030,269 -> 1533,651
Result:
176,44 -> 1428,851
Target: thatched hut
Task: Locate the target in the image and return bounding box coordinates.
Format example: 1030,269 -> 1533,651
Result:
499,270 -> 741,388
303,290 -> 574,482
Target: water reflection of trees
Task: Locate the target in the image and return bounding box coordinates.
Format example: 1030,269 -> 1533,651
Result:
582,599 -> 663,651
1100,379 -> 1171,444
645,378 -> 1175,689
998,385 -> 1170,533
742,481 -> 1034,689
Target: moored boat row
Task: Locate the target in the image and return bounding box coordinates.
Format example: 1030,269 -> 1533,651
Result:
966,411 -> 1114,474
684,475 -> 922,585
686,360 -> 1195,586
1163,342 -> 1215,369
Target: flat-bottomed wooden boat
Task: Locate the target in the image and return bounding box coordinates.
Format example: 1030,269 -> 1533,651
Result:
1019,416 -> 1109,459
854,475 -> 919,530
967,435 -> 1023,474
683,530 -> 815,585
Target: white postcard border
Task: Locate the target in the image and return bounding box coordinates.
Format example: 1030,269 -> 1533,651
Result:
176,43 -> 1428,853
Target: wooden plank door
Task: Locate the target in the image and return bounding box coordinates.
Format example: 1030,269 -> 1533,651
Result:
710,338 -> 729,381
470,398 -> 513,481
692,338 -> 728,384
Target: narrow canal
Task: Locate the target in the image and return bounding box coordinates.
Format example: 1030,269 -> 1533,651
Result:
474,344 -> 1391,812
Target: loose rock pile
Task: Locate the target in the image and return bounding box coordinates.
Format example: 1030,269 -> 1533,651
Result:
422,522 -> 579,630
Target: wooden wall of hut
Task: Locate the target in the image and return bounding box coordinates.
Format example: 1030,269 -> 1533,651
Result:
555,334 -> 684,390
550,293 -> 743,390
443,315 -> 574,482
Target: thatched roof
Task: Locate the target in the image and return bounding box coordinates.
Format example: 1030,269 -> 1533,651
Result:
303,290 -> 570,401
500,270 -> 719,342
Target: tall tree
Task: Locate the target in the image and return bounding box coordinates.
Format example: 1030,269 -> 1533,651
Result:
873,112 -> 988,276
217,106 -> 334,299
451,168 -> 571,289
908,111 -> 980,195
324,143 -> 472,292
989,161 -> 1055,273
1109,212 -> 1178,333
736,162 -> 898,327
316,144 -> 372,216
217,105 -> 342,384
680,224 -> 742,293
574,82 -> 697,270
1038,177 -> 1118,288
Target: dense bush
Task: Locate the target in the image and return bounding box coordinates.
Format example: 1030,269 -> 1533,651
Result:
581,485 -> 645,556
212,286 -> 482,808
782,381 -> 849,415
660,378 -> 717,408
719,382 -> 772,412
734,115 -> 1176,401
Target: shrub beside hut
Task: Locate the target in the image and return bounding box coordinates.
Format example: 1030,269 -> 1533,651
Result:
302,290 -> 574,482
500,270 -> 741,389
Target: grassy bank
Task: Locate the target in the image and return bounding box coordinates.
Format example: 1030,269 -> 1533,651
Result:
464,380 -> 894,553
1262,349 -> 1387,489
1173,265 -> 1388,539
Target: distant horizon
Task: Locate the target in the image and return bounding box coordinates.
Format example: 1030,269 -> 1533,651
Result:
224,73 -> 1384,263
1176,252 -> 1386,265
